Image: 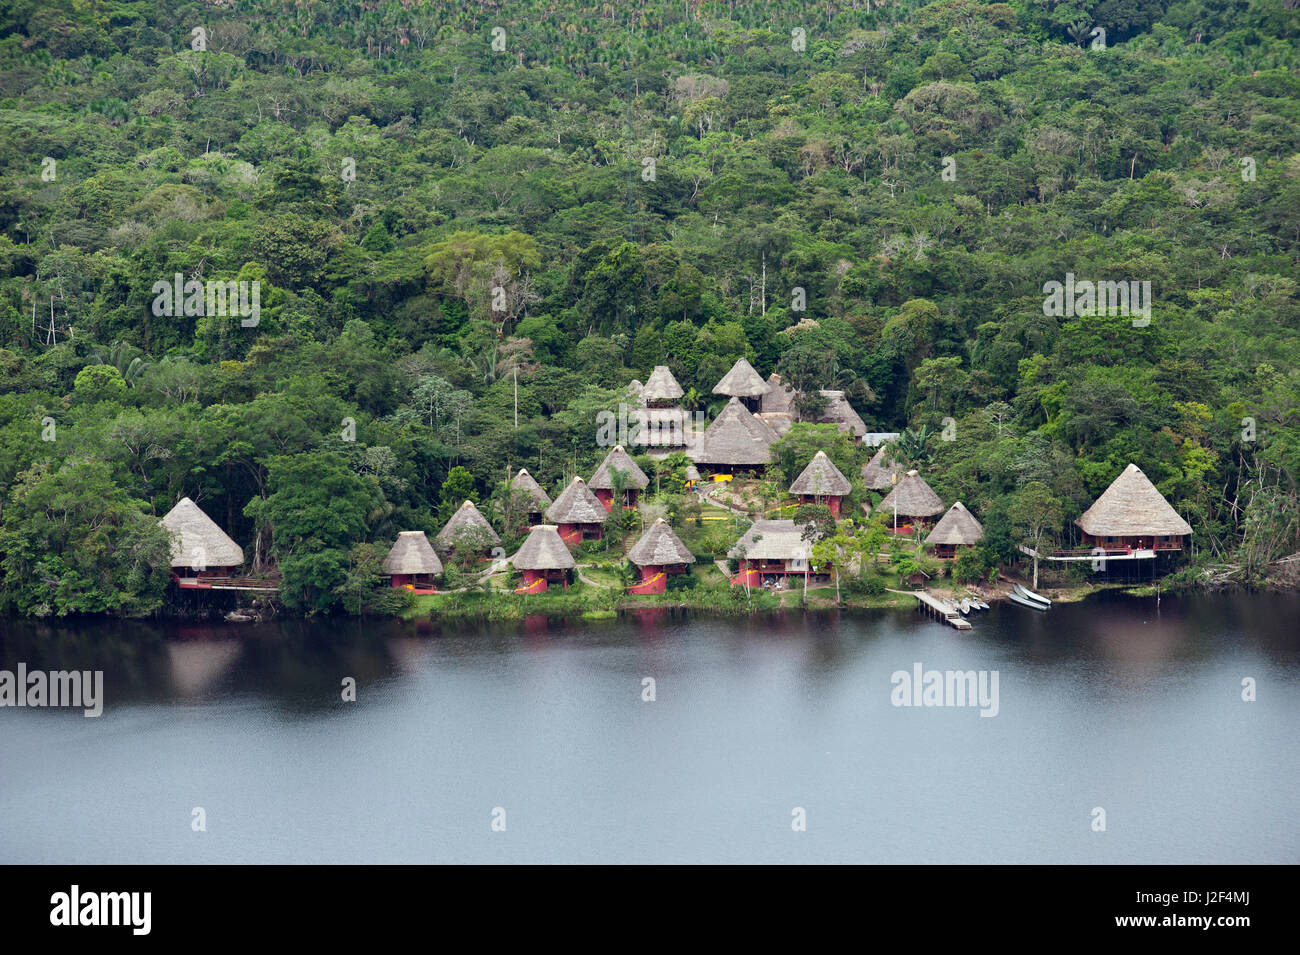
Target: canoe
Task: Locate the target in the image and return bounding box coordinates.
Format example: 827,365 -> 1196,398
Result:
959,598 -> 971,615
1013,583 -> 1052,607
1007,591 -> 1048,611
974,600 -> 989,611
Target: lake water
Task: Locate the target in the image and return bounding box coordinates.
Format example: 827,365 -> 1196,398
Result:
1,591 -> 1297,864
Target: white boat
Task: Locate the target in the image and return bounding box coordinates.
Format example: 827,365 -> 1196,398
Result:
1013,583 -> 1051,607
973,599 -> 989,611
1007,590 -> 1048,611
959,598 -> 971,615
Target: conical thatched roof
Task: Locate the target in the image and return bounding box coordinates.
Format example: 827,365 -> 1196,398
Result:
877,470 -> 946,518
861,445 -> 905,491
760,373 -> 796,414
588,445 -> 649,490
818,390 -> 868,438
510,468 -> 551,509
512,524 -> 577,570
383,531 -> 443,575
627,379 -> 644,404
789,450 -> 852,497
685,464 -> 701,482
545,476 -> 608,524
436,500 -> 501,547
627,518 -> 696,567
641,365 -> 684,403
713,357 -> 771,397
925,502 -> 985,547
1077,463 -> 1193,536
160,497 -> 244,568
694,397 -> 777,466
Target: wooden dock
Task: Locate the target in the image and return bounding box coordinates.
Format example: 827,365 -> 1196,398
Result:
891,589 -> 972,630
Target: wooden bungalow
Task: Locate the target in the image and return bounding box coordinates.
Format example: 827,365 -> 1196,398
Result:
509,468 -> 551,525
634,366 -> 694,453
877,470 -> 946,536
861,445 -> 905,492
436,500 -> 502,557
588,444 -> 650,510
545,476 -> 608,545
1077,463 -> 1192,553
161,497 -> 244,580
788,450 -> 853,518
382,531 -> 442,592
692,396 -> 777,474
626,517 -> 696,594
925,501 -> 985,559
712,357 -> 771,412
511,524 -> 576,594
728,519 -> 827,588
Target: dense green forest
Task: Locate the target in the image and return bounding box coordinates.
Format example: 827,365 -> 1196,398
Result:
1,0 -> 1297,615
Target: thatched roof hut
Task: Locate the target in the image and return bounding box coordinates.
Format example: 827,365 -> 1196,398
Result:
1077,463 -> 1192,537
760,373 -> 796,414
512,525 -> 577,570
817,390 -> 868,438
545,476 -> 608,525
789,450 -> 852,497
510,468 -> 551,510
627,379 -> 644,404
877,470 -> 946,518
641,365 -> 684,404
712,357 -> 771,397
925,502 -> 984,547
589,445 -> 649,490
694,397 -> 777,467
861,445 -> 905,491
436,500 -> 501,548
627,518 -> 696,567
383,531 -> 443,576
728,519 -> 818,560
160,497 -> 244,568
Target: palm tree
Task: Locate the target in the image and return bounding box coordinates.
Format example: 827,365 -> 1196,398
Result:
895,425 -> 933,468
90,340 -> 152,387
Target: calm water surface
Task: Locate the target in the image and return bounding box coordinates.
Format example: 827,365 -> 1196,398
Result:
1,591 -> 1297,863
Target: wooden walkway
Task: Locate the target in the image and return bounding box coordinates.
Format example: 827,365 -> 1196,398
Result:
889,589 -> 972,630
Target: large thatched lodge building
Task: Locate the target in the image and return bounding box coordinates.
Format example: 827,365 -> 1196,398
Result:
1076,463 -> 1192,553
161,497 -> 244,581
693,397 -> 777,474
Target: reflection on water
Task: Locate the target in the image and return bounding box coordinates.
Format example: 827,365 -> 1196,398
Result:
1,591 -> 1297,863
